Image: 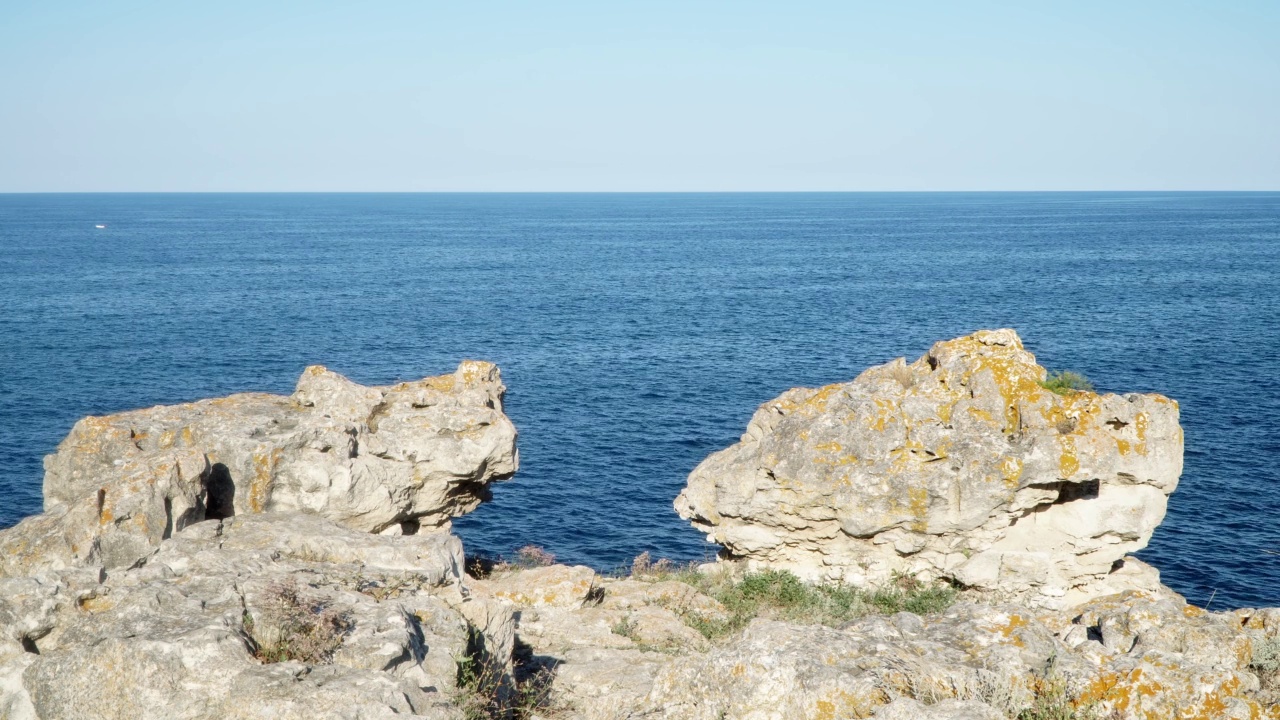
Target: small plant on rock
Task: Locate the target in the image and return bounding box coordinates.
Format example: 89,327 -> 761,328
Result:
245,578 -> 352,664
1250,636 -> 1280,689
1039,370 -> 1094,396
514,545 -> 556,568
631,551 -> 675,577
455,630 -> 568,720
611,614 -> 640,641
1017,672 -> 1106,720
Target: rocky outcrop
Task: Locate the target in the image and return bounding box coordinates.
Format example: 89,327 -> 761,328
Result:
4,336 -> 1275,719
1,512 -> 483,720
426,563 -> 1280,720
0,361 -> 517,577
676,329 -> 1183,609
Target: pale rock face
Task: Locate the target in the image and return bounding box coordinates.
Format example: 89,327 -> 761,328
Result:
875,698 -> 1006,720
2,361 -> 516,577
464,567 -> 726,718
9,512 -> 472,720
675,329 -> 1184,609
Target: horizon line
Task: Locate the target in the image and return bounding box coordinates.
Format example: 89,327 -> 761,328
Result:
2,189 -> 1278,195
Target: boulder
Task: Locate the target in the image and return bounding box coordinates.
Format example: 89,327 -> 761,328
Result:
676,329 -> 1183,609
1,361 -> 517,577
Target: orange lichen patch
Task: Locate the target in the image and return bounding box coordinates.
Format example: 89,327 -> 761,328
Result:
812,688 -> 885,720
1000,456 -> 1023,489
1052,431 -> 1079,479
248,447 -> 283,513
1182,605 -> 1207,618
1134,412 -> 1149,455
966,406 -> 997,426
907,486 -> 928,532
775,384 -> 845,417
868,398 -> 898,432
935,401 -> 953,424
456,360 -> 496,386
730,663 -> 746,677
423,374 -> 456,392
997,614 -> 1030,647
1235,637 -> 1254,669
813,442 -> 843,454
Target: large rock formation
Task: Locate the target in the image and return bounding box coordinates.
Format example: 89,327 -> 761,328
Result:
2,340 -> 1278,719
0,361 -> 520,719
675,329 -> 1183,609
0,361 -> 518,577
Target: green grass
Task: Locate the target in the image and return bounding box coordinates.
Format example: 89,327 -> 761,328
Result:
634,565 -> 957,640
1039,371 -> 1094,395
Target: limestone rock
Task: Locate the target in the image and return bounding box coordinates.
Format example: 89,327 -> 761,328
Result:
676,329 -> 1183,609
1,361 -> 516,577
478,564 -> 598,608
12,512 -> 472,720
874,698 -> 1005,720
465,567 -> 726,718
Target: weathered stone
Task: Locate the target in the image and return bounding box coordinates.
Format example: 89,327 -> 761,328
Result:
875,698 -> 1005,720
676,329 -> 1183,609
12,512 -> 472,720
1,361 -> 516,577
478,565 -> 598,609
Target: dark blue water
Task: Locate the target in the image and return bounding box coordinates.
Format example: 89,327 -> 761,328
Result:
2,193 -> 1278,608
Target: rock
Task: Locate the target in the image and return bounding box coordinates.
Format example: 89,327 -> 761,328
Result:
478,564 -> 598,608
13,512 -> 473,720
875,698 -> 1005,720
1,361 -> 517,577
463,567 -> 728,718
675,329 -> 1183,609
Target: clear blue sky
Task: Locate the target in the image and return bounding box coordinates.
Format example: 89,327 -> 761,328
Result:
1,1 -> 1276,191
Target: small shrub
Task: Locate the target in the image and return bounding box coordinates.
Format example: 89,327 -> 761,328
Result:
1251,636 -> 1280,688
455,631 -> 567,720
611,615 -> 639,641
631,551 -> 676,577
515,545 -> 556,567
246,579 -> 352,664
1017,673 -> 1106,720
1039,371 -> 1094,396
484,545 -> 559,576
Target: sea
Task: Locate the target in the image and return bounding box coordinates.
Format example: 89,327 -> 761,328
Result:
1,192 -> 1277,609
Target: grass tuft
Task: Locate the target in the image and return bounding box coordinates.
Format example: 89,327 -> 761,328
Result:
627,559 -> 957,641
245,579 -> 352,664
455,630 -> 569,720
1039,370 -> 1094,396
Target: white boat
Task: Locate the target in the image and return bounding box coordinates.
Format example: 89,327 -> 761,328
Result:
95,224 -> 105,229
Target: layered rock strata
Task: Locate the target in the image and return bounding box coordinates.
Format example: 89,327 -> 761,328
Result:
1,361 -> 518,577
676,329 -> 1183,609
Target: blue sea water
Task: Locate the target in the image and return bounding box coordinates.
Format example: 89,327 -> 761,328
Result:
1,192 -> 1278,609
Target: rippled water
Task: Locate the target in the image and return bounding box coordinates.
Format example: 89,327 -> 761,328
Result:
2,193 -> 1278,608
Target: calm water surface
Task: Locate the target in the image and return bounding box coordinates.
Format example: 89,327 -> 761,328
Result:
1,192 -> 1277,608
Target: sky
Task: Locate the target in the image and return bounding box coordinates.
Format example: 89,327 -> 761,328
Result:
0,1 -> 1277,192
